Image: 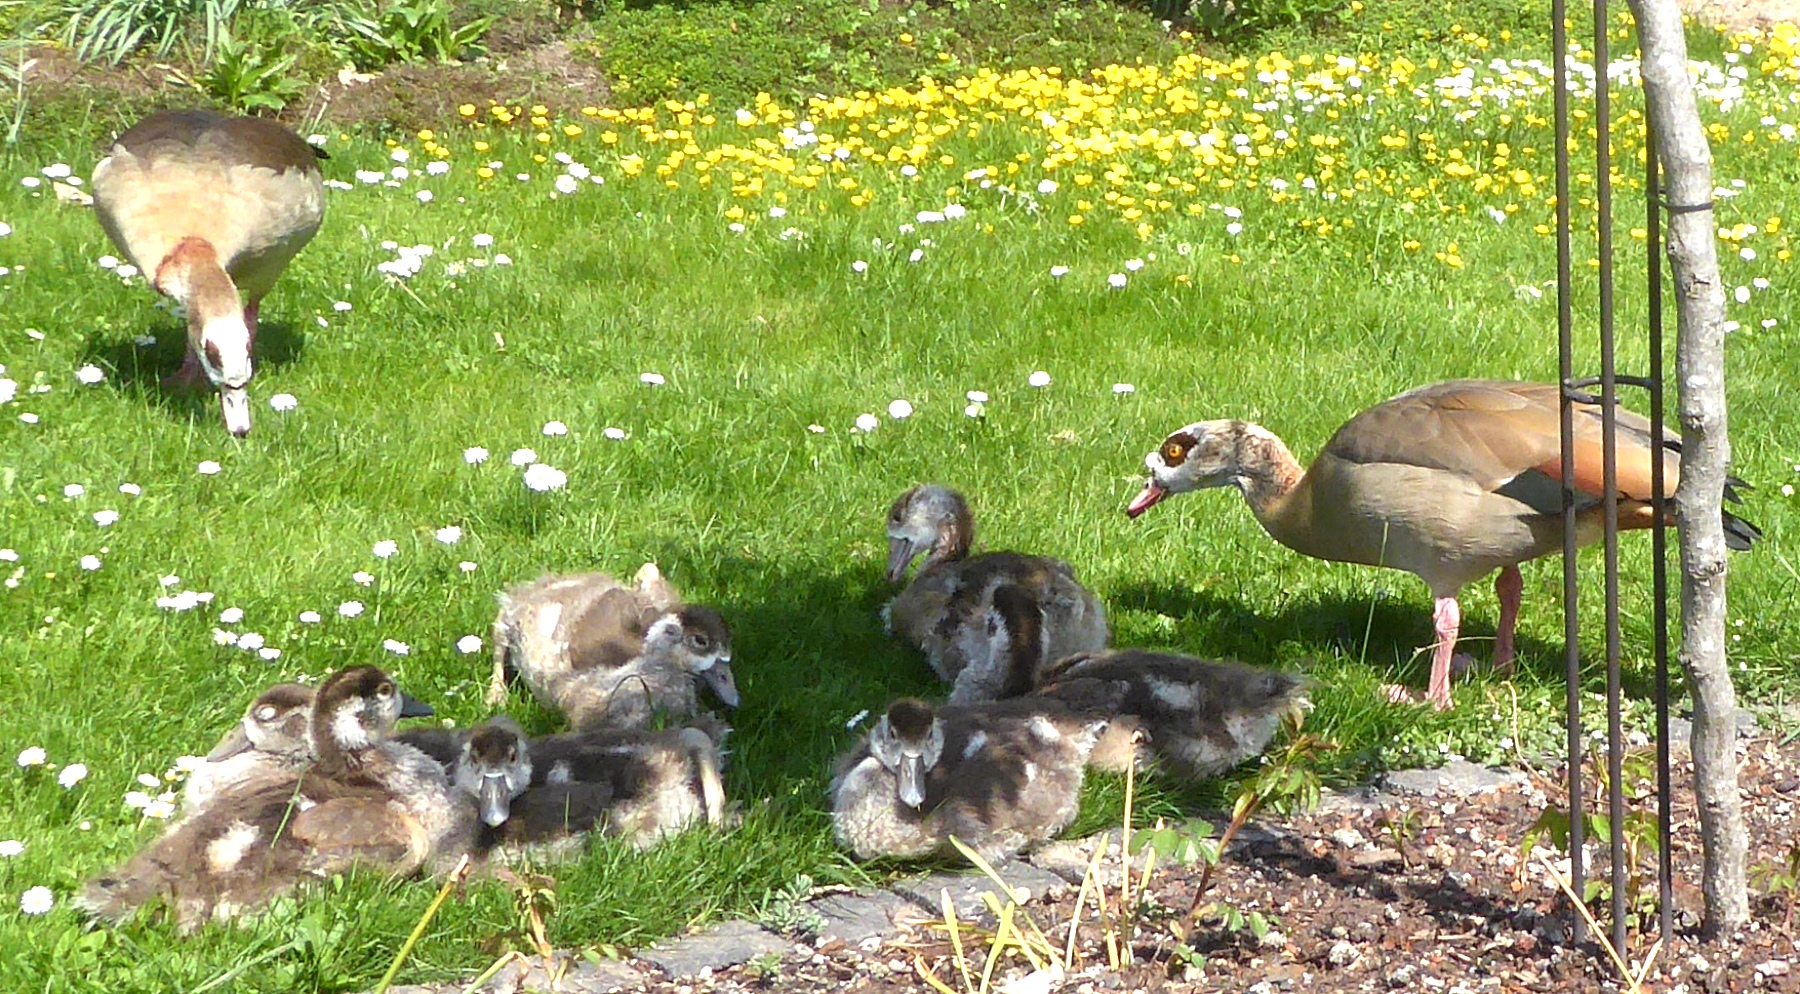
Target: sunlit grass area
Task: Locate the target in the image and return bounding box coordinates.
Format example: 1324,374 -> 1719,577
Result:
0,11 -> 1797,990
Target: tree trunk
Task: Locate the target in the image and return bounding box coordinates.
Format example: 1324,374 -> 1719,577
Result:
1629,0 -> 1749,934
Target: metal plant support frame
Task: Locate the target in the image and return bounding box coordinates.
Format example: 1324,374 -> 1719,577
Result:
1552,0 -> 1676,950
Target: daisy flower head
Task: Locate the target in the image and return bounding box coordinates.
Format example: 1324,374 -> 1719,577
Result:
62,484 -> 84,498
1113,383 -> 1136,395
58,763 -> 87,788
435,526 -> 462,544
464,446 -> 490,465
197,461 -> 221,475
92,510 -> 118,527
80,555 -> 102,571
268,393 -> 298,412
353,571 -> 374,586
1108,273 -> 1128,289
20,887 -> 52,916
1050,265 -> 1069,278
854,413 -> 880,432
75,365 -> 105,385
0,841 -> 21,858
1028,371 -> 1052,388
603,426 -> 628,441
459,561 -> 478,573
522,463 -> 567,492
456,634 -> 483,654
16,747 -> 45,768
510,448 -> 537,467
888,399 -> 914,419
383,639 -> 409,656
639,372 -> 665,386
299,610 -> 322,624
339,600 -> 365,618
372,540 -> 398,559
218,607 -> 244,624
542,421 -> 568,437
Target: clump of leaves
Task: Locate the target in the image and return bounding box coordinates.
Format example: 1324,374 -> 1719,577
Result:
1751,838 -> 1800,929
332,0 -> 493,70
1521,748 -> 1664,931
755,873 -> 824,935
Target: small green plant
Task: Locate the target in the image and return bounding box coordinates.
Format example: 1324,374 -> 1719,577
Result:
755,873 -> 824,935
194,21 -> 305,111
1751,838 -> 1800,929
58,0 -> 206,63
333,0 -> 493,70
1521,749 -> 1664,930
1375,805 -> 1423,869
0,38 -> 32,145
745,951 -> 783,980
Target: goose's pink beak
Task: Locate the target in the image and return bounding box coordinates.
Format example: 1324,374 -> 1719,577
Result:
1126,481 -> 1166,518
220,387 -> 252,437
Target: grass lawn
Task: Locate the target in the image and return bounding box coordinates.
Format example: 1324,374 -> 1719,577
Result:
0,11 -> 1797,990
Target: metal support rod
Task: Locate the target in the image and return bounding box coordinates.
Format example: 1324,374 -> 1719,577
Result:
1593,0 -> 1629,955
1552,0 -> 1586,943
1646,93 -> 1675,945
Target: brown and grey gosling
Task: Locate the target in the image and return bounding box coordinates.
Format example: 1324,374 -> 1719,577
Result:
92,109 -> 327,436
829,697 -> 1102,863
442,719 -> 728,853
76,667 -> 472,932
487,564 -> 737,732
1127,379 -> 1761,709
974,584 -> 1304,776
884,485 -> 1108,705
180,682 -> 314,813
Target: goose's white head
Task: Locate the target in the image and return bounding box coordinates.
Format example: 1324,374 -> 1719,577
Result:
1127,420 -> 1256,518
645,605 -> 738,708
155,237 -> 255,436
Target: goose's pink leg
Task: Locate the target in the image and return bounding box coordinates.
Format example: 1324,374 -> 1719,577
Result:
1427,595 -> 1461,710
245,298 -> 261,349
1493,565 -> 1523,675
163,348 -> 204,390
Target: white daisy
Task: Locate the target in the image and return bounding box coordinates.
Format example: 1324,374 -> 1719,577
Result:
456,635 -> 483,654
372,540 -> 398,559
1028,371 -> 1052,387
522,464 -> 567,492
510,448 -> 537,467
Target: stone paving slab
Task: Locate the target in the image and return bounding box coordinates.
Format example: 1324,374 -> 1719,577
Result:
807,889 -> 911,947
1381,758 -> 1529,797
637,918 -> 789,979
890,860 -> 1071,921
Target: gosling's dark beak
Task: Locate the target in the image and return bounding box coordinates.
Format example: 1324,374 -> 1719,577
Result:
206,722 -> 254,762
885,537 -> 918,584
399,693 -> 435,719
478,775 -> 513,828
701,660 -> 740,708
896,754 -> 927,809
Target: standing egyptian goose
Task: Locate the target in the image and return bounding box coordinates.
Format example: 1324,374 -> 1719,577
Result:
487,564 -> 737,731
77,667 -> 471,931
92,109 -> 326,436
884,485 -> 1109,704
1127,379 -> 1761,709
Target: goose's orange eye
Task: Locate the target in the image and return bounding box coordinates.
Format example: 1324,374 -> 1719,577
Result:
1162,442 -> 1187,464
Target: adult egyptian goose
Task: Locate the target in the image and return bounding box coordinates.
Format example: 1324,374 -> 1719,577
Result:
181,682 -> 315,812
885,485 -> 1109,704
77,667 -> 472,931
487,564 -> 737,732
830,697 -> 1101,862
1127,379 -> 1761,709
91,109 -> 327,436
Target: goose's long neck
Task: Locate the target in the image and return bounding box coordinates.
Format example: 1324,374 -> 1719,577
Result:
157,237 -> 249,380
1231,425 -> 1311,550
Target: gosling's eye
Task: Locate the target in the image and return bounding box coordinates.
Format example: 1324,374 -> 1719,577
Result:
688,634 -> 711,650
376,683 -> 394,699
1162,441 -> 1187,464
255,706 -> 277,722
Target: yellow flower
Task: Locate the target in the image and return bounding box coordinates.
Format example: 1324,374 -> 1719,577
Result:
476,166 -> 494,180
458,104 -> 476,117
899,32 -> 914,44
1068,214 -> 1084,226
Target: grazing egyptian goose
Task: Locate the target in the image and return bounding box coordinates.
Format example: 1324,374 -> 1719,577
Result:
181,682 -> 314,812
91,109 -> 327,436
1127,379 -> 1762,709
487,564 -> 737,732
885,485 -> 1108,704
830,697 -> 1101,862
77,667 -> 472,931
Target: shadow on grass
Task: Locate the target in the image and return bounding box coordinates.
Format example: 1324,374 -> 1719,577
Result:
1110,580 -> 1568,688
81,318 -> 310,428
